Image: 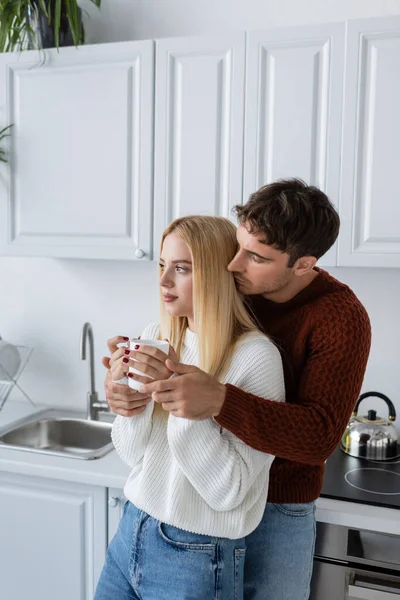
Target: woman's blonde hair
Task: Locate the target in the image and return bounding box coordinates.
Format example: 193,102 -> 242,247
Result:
159,215 -> 258,380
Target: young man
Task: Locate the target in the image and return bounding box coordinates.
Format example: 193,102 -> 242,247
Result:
104,179 -> 371,600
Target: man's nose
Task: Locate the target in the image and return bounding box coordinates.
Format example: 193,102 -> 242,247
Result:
228,253 -> 243,272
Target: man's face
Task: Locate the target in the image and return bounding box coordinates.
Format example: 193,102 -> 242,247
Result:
227,224 -> 295,297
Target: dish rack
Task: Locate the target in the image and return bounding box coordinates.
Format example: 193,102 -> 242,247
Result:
0,345 -> 34,410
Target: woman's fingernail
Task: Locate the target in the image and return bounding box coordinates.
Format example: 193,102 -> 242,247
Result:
123,358 -> 129,364
123,336 -> 129,341
128,373 -> 134,378
124,349 -> 130,355
134,344 -> 140,350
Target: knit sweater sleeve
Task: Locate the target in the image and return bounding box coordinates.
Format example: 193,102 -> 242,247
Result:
111,321 -> 159,468
215,294 -> 371,464
167,333 -> 285,511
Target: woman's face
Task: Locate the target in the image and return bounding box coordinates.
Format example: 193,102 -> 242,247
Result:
159,233 -> 194,325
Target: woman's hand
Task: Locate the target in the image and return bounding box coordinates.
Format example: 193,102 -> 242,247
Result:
105,335 -> 133,382
104,370 -> 152,416
127,342 -> 178,386
102,335 -> 152,417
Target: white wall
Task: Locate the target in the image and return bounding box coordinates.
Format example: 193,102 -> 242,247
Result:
2,258 -> 399,420
1,257 -> 160,410
81,0 -> 400,43
1,0 -> 400,422
327,267 -> 400,418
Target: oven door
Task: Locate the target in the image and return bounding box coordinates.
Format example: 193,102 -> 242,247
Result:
310,559 -> 400,600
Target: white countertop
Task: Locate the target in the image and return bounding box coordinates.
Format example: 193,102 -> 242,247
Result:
0,401 -> 130,489
1,401 -> 400,534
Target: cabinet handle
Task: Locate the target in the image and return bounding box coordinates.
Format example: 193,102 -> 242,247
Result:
108,496 -> 119,508
135,248 -> 145,259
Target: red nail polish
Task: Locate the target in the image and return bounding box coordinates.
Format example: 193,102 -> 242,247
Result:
128,372 -> 134,378
134,344 -> 140,350
124,349 -> 130,355
123,336 -> 129,341
123,357 -> 129,364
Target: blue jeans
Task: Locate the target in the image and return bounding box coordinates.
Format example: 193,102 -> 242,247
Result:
94,501 -> 246,600
244,501 -> 316,600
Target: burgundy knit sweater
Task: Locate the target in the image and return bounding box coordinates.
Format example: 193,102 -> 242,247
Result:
215,268 -> 371,504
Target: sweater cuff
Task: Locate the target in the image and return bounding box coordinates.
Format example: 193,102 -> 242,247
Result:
215,384 -> 249,433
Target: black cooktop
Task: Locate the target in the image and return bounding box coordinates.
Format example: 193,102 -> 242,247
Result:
320,445 -> 400,510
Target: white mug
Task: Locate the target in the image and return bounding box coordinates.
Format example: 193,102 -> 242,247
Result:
0,336 -> 21,381
115,338 -> 169,391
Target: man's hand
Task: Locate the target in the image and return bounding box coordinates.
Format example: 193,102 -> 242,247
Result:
139,359 -> 227,420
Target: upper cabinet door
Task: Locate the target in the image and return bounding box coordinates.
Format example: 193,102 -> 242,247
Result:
339,17 -> 400,267
244,24 -> 345,267
0,41 -> 154,260
153,34 -> 246,254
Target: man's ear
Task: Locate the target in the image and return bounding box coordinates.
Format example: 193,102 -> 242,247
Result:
293,256 -> 317,276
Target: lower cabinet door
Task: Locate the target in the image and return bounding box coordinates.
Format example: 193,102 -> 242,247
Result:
0,472 -> 107,600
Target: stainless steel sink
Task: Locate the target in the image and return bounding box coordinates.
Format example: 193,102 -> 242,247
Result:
0,409 -> 114,460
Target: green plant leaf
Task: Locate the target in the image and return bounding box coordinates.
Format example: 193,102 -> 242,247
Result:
0,10 -> 14,52
54,0 -> 61,49
25,21 -> 38,50
0,123 -> 13,164
0,0 -> 101,52
0,124 -> 14,138
37,0 -> 49,18
65,0 -> 80,46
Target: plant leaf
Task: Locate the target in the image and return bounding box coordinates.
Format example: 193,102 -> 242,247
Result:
37,0 -> 49,18
65,0 -> 80,47
0,11 -> 15,52
0,122 -> 12,163
0,0 -> 100,52
54,0 -> 61,49
0,124 -> 14,138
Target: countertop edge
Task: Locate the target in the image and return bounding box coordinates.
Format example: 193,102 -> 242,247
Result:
316,496 -> 400,535
0,452 -> 128,489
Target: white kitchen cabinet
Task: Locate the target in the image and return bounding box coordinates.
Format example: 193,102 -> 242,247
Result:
1,17 -> 399,267
338,16 -> 400,267
0,40 -> 154,260
0,472 -> 107,600
153,34 -> 246,254
244,24 -> 346,267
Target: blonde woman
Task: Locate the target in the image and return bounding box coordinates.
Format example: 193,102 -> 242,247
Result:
94,216 -> 285,600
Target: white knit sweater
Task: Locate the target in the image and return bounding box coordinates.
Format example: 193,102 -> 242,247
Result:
112,322 -> 285,539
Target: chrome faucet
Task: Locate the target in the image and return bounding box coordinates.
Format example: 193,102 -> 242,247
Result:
80,322 -> 109,420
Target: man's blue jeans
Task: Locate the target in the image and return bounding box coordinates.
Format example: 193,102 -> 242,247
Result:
94,501 -> 247,599
244,501 -> 316,600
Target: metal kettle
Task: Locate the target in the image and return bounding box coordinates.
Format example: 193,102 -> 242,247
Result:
341,391 -> 400,460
